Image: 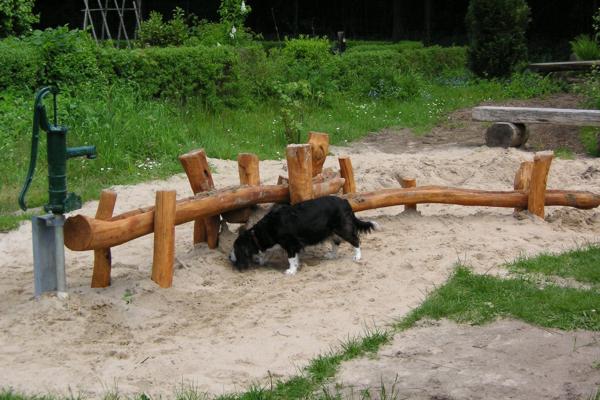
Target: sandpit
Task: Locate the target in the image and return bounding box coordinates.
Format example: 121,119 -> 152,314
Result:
1,142 -> 600,398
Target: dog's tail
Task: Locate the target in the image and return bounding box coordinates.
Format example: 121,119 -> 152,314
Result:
353,216 -> 382,233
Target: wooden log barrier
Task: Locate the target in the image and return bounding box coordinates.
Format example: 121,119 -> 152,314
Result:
178,149 -> 220,249
513,161 -> 533,213
528,152 -> 554,218
308,132 -> 330,176
399,177 -> 417,212
152,191 -> 176,288
222,153 -> 261,223
64,178 -> 346,251
91,190 -> 117,288
286,144 -> 314,204
338,156 -> 356,194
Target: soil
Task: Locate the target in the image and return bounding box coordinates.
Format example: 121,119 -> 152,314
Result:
1,93 -> 599,399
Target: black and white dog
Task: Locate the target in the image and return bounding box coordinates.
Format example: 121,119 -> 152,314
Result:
229,196 -> 380,275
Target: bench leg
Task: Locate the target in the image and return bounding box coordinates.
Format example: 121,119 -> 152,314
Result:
485,122 -> 528,148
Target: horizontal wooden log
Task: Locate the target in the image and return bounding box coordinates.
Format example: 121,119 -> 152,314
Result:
64,178 -> 345,251
344,186 -> 600,212
528,61 -> 600,73
472,106 -> 600,127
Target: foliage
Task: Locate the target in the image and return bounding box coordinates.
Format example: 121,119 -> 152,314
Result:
0,0 -> 38,38
570,35 -> 600,61
218,0 -> 251,42
0,37 -> 42,90
466,0 -> 530,77
273,81 -> 313,143
345,40 -> 424,54
136,8 -> 190,47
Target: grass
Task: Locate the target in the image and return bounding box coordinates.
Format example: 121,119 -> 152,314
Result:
580,126 -> 600,156
0,72 -> 561,231
507,244 -> 600,285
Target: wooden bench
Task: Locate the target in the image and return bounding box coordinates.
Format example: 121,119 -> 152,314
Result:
472,106 -> 600,148
528,61 -> 600,74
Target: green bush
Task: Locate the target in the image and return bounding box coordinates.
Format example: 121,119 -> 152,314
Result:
0,0 -> 38,37
466,0 -> 530,77
570,34 -> 600,61
345,41 -> 424,54
0,38 -> 41,90
136,8 -> 190,47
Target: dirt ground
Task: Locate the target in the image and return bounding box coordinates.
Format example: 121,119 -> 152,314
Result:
1,93 -> 599,399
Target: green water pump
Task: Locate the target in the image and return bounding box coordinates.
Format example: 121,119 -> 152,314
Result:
18,87 -> 97,297
19,86 -> 97,214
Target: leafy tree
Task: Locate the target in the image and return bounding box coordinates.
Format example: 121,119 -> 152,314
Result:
218,0 -> 251,41
0,0 -> 38,37
466,0 -> 530,77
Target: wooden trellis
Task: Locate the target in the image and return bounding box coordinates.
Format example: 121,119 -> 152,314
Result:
82,0 -> 142,47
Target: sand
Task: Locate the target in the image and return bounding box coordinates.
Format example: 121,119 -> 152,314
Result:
1,142 -> 600,398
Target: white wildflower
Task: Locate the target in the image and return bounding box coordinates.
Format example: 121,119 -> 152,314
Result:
229,25 -> 237,39
240,1 -> 247,13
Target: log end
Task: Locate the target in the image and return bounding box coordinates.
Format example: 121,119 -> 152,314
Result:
64,215 -> 93,251
485,123 -> 529,148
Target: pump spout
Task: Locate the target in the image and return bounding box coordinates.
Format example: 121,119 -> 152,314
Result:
67,145 -> 97,159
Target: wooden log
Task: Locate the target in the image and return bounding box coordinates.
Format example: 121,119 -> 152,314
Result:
64,178 -> 346,251
178,149 -> 220,249
286,144 -> 313,204
338,156 -> 356,194
222,153 -> 261,223
472,106 -> 600,127
485,122 -> 529,148
151,191 -> 176,288
528,152 -> 554,218
399,177 -> 417,211
91,190 -> 117,288
513,161 -> 534,213
528,61 -> 600,73
308,132 -> 329,176
344,186 -> 600,212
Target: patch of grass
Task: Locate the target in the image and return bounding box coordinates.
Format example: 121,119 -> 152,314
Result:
554,147 -> 575,159
0,213 -> 33,232
508,244 -> 600,285
397,266 -> 600,331
580,127 -> 600,156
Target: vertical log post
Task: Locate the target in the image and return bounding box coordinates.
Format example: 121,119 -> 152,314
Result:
338,156 -> 356,194
178,149 -> 219,249
91,190 -> 117,288
513,161 -> 534,213
400,177 -> 417,212
152,190 -> 176,288
308,132 -> 329,177
222,153 -> 261,223
528,152 -> 554,219
286,144 -> 313,204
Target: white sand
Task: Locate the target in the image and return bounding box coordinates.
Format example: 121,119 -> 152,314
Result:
1,144 -> 600,398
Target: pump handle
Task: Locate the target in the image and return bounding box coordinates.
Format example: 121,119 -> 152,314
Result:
18,87 -> 58,211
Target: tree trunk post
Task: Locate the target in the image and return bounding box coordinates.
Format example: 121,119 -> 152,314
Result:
286,144 -> 314,204
400,177 -> 417,211
338,156 -> 357,194
513,161 -> 534,213
308,132 -> 329,176
527,152 -> 554,219
222,153 -> 261,223
152,190 -> 176,288
91,190 -> 117,288
178,149 -> 219,248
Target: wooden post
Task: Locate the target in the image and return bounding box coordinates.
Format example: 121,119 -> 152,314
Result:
338,156 -> 356,194
222,153 -> 261,223
527,152 -> 554,219
286,144 -> 313,204
178,149 -> 219,249
152,190 -> 176,288
513,161 -> 533,213
308,132 -> 329,176
91,190 -> 117,288
400,177 -> 417,211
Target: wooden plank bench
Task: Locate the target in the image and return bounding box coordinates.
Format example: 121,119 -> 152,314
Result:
472,106 -> 600,148
528,61 -> 600,73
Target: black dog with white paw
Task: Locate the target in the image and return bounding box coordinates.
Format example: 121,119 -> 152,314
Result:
229,196 -> 380,274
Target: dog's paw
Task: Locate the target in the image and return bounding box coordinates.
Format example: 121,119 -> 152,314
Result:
352,255 -> 362,263
284,268 -> 297,275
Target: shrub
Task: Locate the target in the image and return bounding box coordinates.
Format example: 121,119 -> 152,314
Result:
0,0 -> 38,38
570,35 -> 600,61
345,41 -> 424,54
136,7 -> 190,47
466,0 -> 530,78
218,0 -> 251,42
0,37 -> 41,90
